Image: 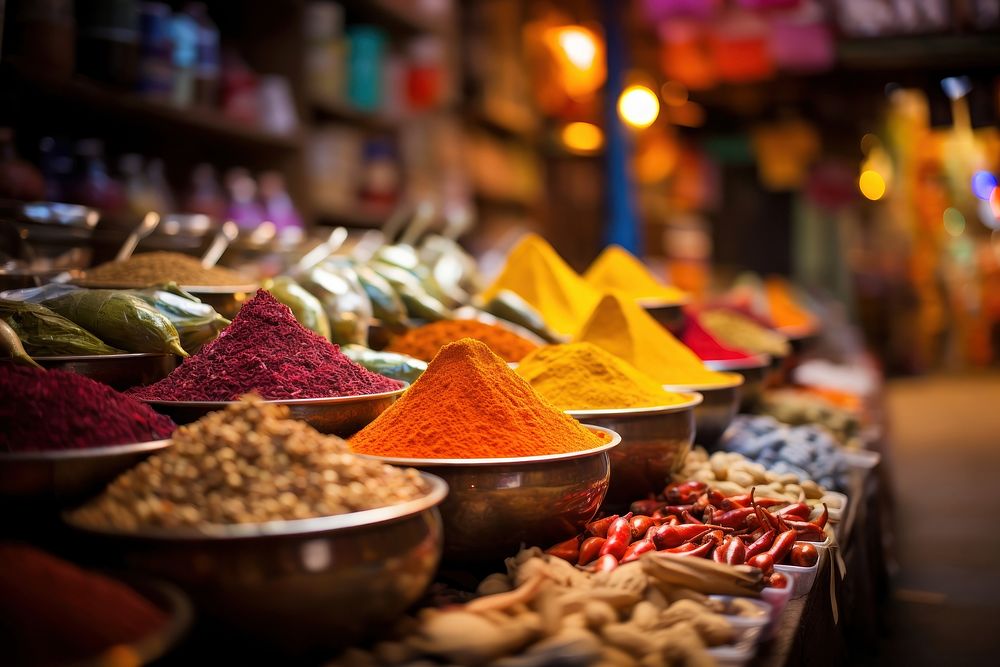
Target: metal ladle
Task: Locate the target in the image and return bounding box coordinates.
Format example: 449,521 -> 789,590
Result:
200,221 -> 239,269
115,211 -> 161,262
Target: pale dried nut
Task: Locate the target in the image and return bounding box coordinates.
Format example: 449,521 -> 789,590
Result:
492,627 -> 602,667
709,452 -> 729,480
561,611 -> 588,630
409,610 -> 533,664
729,598 -> 766,617
541,554 -> 590,587
801,480 -> 823,500
690,612 -> 734,646
778,473 -> 801,485
559,587 -> 641,611
478,573 -> 514,597
639,651 -> 668,667
534,586 -> 568,637
691,468 -> 715,483
709,480 -> 746,498
659,622 -> 713,667
602,622 -> 652,656
660,599 -> 709,628
820,493 -> 843,509
466,572 -> 548,613
630,601 -> 660,630
584,600 -> 619,630
728,470 -> 754,488
785,484 -> 805,502
605,561 -> 648,596
748,463 -> 768,484
600,646 -> 640,667
764,471 -> 779,483
643,585 -> 669,610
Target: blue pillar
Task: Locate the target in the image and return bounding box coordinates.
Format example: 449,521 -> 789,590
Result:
602,0 -> 641,254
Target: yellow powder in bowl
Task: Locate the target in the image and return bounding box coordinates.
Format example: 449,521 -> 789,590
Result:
584,245 -> 689,304
575,293 -> 740,388
517,342 -> 688,411
480,234 -> 601,336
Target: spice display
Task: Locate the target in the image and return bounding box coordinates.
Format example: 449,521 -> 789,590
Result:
132,284 -> 230,354
351,338 -> 603,459
480,234 -> 602,336
0,299 -> 122,356
721,415 -> 850,491
760,388 -> 861,447
341,344 -> 427,384
71,396 -> 430,530
82,251 -> 251,287
386,319 -> 538,362
0,318 -> 41,367
575,293 -> 740,388
584,245 -> 689,304
764,277 -> 817,331
681,316 -> 755,362
42,289 -> 188,357
334,549 -> 763,667
128,290 -> 400,401
299,260 -> 375,346
554,482 -> 832,587
481,289 -> 561,343
0,365 -> 175,452
516,342 -> 688,411
700,309 -> 791,358
0,544 -> 167,666
264,276 -> 332,340
675,447 -> 843,514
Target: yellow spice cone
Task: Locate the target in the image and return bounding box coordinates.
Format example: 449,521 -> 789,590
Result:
584,245 -> 689,304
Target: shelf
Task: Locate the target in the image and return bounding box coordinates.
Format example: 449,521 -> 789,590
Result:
311,97 -> 401,132
837,34 -> 1000,70
340,0 -> 449,36
9,69 -> 303,151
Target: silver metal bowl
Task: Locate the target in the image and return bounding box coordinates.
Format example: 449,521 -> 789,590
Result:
143,385 -> 407,437
27,353 -> 178,391
642,297 -> 689,336
65,473 -> 447,652
567,395 -> 702,508
664,374 -> 744,446
705,354 -> 771,411
360,426 -> 621,564
0,439 -> 171,507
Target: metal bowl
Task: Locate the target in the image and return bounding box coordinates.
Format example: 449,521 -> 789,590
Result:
21,353 -> 179,391
663,374 -> 744,446
0,439 -> 171,508
705,354 -> 771,411
567,395 -> 702,509
642,298 -> 689,336
361,426 -> 621,565
65,473 -> 447,653
143,385 -> 407,437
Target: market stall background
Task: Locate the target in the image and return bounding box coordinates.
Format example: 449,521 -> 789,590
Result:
1,0 -> 999,666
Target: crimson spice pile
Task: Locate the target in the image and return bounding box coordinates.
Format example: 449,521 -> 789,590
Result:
545,482 -> 828,589
128,289 -> 401,402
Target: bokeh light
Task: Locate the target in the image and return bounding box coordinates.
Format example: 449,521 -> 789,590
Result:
972,171 -> 997,201
860,133 -> 879,155
618,85 -> 660,129
859,170 -> 886,200
560,122 -> 604,153
943,207 -> 966,237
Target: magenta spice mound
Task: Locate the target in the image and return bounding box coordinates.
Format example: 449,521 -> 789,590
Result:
128,290 -> 401,402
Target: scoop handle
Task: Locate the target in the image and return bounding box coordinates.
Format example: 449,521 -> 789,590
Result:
201,221 -> 239,268
115,212 -> 161,262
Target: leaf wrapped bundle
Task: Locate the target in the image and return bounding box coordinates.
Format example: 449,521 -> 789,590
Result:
130,283 -> 230,354
0,299 -> 121,356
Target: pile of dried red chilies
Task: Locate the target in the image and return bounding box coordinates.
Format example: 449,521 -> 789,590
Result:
545,481 -> 827,589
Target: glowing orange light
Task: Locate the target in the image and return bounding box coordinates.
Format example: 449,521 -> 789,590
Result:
618,85 -> 659,129
561,122 -> 604,153
859,170 -> 886,200
544,25 -> 606,99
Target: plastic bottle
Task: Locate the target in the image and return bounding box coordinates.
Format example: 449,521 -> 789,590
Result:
259,171 -> 303,232
170,7 -> 199,107
346,26 -> 386,111
137,2 -> 173,102
186,3 -> 220,107
305,2 -> 345,101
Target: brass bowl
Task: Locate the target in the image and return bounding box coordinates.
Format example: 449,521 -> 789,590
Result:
143,385 -> 407,437
65,473 -> 447,652
663,375 -> 744,446
567,395 -> 702,508
0,439 -> 171,508
23,353 -> 179,391
705,354 -> 771,411
642,297 -> 689,336
361,426 -> 621,565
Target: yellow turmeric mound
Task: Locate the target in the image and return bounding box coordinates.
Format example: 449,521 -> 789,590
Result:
584,245 -> 689,304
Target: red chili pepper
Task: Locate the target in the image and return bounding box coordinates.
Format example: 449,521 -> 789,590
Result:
712,506 -> 755,529
630,499 -> 664,516
811,503 -> 829,530
666,542 -> 699,553
727,492 -> 753,506
545,535 -> 581,563
578,537 -> 606,565
766,529 -> 798,564
600,515 -> 633,559
659,504 -> 695,516
666,481 -> 706,504
776,503 -> 811,520
662,515 -> 679,526
651,523 -> 713,550
621,538 -> 655,563
707,489 -> 726,506
591,554 -> 619,572
701,529 -> 726,547
773,511 -> 793,534
768,572 -> 789,589
745,529 -> 776,559
720,497 -> 746,511
673,541 -> 714,558
692,492 -> 711,511
755,497 -> 785,508
792,523 -> 827,543
723,535 -> 747,565
586,515 -> 619,538
747,552 -> 775,575
702,504 -> 718,524
790,542 -> 819,567
681,509 -> 703,525
630,515 -> 655,540
713,541 -> 728,563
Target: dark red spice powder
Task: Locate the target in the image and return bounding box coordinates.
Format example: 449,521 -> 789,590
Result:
128,289 -> 402,401
0,543 -> 167,665
681,315 -> 754,362
0,365 -> 176,452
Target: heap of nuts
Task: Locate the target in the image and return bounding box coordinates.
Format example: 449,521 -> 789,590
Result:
545,482 -> 828,589
332,549 -> 767,667
677,447 -> 844,514
71,395 -> 430,530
